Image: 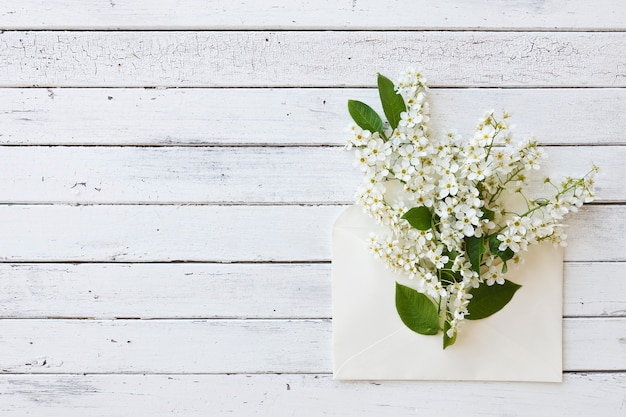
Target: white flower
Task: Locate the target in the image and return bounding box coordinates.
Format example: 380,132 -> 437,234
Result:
398,144 -> 421,166
547,200 -> 569,220
366,138 -> 391,163
497,229 -> 522,253
427,246 -> 449,269
438,175 -> 459,199
507,216 -> 528,235
393,158 -> 416,183
347,125 -> 371,148
466,160 -> 491,181
399,109 -> 423,129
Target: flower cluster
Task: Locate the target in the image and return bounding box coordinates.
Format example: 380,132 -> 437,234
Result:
346,68 -> 597,347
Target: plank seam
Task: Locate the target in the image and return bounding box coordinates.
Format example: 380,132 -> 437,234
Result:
3,86 -> 626,90
0,315 -> 621,320
0,317 -> 618,322
0,370 -> 622,375
2,28 -> 626,33
0,143 -> 623,148
7,85 -> 626,89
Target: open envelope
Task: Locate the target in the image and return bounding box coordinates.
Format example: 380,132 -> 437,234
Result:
332,205 -> 563,382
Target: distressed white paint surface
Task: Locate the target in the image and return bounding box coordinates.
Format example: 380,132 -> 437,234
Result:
0,205 -> 342,262
0,146 -> 612,204
0,318 -> 622,373
2,88 -> 625,146
1,1 -> 626,30
564,263 -> 626,317
0,0 -> 624,414
1,31 -> 626,87
0,205 -> 623,262
0,263 -> 332,319
0,373 -> 623,417
0,262 -> 623,319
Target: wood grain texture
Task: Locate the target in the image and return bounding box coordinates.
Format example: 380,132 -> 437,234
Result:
564,262 -> 626,317
0,145 -> 610,204
1,31 -> 626,87
0,204 -> 341,262
2,88 -> 626,146
1,0 -> 625,30
0,318 -> 622,373
0,373 -> 623,417
0,146 -> 356,204
0,319 -> 332,374
0,262 -> 623,319
0,263 -> 332,319
0,205 -> 623,262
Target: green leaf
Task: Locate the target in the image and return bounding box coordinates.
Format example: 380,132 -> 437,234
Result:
347,100 -> 384,134
443,320 -> 457,349
487,234 -> 515,272
395,283 -> 440,335
440,269 -> 461,285
488,233 -> 501,254
377,73 -> 406,130
482,207 -> 495,221
499,248 -> 514,263
441,251 -> 460,279
466,279 -> 522,320
401,206 -> 432,230
488,234 -> 514,260
444,250 -> 459,264
465,236 -> 485,275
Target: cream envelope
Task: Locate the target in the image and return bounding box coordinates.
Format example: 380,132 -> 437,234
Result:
332,205 -> 563,382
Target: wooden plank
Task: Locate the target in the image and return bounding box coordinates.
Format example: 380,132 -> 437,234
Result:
564,262 -> 626,317
0,373 -> 624,417
0,146 -> 356,204
1,32 -> 625,87
2,88 -> 626,146
0,204 -> 622,262
0,318 -> 622,373
0,263 -> 332,319
0,319 -> 332,374
0,262 -> 623,319
0,204 -> 340,262
0,145 -> 611,204
1,1 -> 625,30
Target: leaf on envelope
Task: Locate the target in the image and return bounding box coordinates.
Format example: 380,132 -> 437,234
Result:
395,283 -> 440,335
487,233 -> 515,273
443,320 -> 457,349
465,235 -> 485,275
466,279 -> 522,320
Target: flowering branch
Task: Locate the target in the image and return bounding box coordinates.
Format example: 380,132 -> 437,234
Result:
346,69 -> 597,348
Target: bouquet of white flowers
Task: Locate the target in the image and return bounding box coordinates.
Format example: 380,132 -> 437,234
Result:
346,68 -> 597,348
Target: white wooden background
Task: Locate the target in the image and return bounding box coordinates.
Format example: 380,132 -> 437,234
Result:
0,1 -> 625,415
